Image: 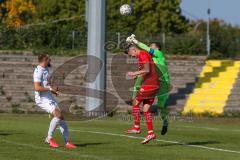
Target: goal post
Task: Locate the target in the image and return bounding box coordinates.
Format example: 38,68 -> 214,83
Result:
85,0 -> 106,113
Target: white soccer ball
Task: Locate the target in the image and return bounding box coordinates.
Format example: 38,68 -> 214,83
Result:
120,4 -> 132,16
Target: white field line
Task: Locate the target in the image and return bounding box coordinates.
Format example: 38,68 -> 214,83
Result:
178,125 -> 240,132
180,125 -> 220,131
69,129 -> 240,155
72,120 -> 240,133
171,125 -> 240,133
0,139 -> 105,160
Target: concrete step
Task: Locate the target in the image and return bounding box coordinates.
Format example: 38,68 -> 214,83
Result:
0,80 -> 33,85
0,54 -> 206,113
224,105 -> 240,109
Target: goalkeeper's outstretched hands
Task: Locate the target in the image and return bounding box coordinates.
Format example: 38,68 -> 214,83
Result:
126,34 -> 138,45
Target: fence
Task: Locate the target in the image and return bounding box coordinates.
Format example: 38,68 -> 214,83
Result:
0,24 -> 207,56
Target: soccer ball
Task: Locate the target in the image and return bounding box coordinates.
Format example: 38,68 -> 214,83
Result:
120,4 -> 132,16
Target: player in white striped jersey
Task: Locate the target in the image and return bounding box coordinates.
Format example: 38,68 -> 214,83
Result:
33,54 -> 76,149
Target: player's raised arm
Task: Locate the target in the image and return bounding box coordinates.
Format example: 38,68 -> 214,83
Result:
126,34 -> 158,57
137,42 -> 159,57
137,42 -> 151,53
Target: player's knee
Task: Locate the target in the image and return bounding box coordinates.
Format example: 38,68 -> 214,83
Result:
57,113 -> 64,120
143,105 -> 150,112
52,108 -> 62,119
60,115 -> 64,120
143,108 -> 148,112
133,99 -> 140,106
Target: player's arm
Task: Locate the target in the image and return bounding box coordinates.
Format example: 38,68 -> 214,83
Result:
34,82 -> 51,92
128,63 -> 150,77
135,63 -> 150,76
137,42 -> 151,52
137,42 -> 162,58
126,34 -> 160,58
34,82 -> 59,95
33,70 -> 59,95
138,41 -> 165,62
126,35 -> 151,52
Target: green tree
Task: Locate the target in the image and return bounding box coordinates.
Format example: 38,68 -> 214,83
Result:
32,0 -> 86,31
107,0 -> 189,37
34,0 -> 85,22
0,0 -> 35,28
107,0 -> 137,34
156,0 -> 189,33
193,19 -> 240,58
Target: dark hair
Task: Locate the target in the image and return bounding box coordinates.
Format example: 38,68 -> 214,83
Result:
124,49 -> 129,54
124,44 -> 137,54
151,42 -> 161,50
38,54 -> 49,62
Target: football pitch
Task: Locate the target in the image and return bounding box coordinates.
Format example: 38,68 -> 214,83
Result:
0,114 -> 240,160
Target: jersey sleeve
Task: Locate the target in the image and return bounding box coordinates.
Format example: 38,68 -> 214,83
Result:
153,50 -> 163,58
33,68 -> 42,82
137,42 -> 162,58
137,42 -> 151,52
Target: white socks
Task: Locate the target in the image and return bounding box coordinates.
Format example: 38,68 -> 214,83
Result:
47,117 -> 60,140
59,120 -> 69,144
47,117 -> 69,144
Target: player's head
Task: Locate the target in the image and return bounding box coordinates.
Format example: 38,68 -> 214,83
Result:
38,54 -> 51,68
124,45 -> 139,57
150,42 -> 161,50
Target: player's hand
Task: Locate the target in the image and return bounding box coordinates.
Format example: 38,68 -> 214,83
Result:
130,34 -> 138,44
127,71 -> 135,76
52,90 -> 60,96
50,87 -> 60,96
132,38 -> 138,44
130,34 -> 136,39
55,91 -> 60,96
127,72 -> 137,79
126,36 -> 133,44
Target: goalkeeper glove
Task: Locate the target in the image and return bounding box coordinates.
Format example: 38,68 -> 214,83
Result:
130,34 -> 138,44
126,36 -> 133,44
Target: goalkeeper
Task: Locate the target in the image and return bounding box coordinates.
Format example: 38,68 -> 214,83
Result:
126,34 -> 171,135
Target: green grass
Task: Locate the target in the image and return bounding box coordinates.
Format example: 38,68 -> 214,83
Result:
0,114 -> 240,160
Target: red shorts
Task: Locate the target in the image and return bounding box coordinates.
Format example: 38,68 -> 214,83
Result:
141,98 -> 155,105
136,85 -> 159,105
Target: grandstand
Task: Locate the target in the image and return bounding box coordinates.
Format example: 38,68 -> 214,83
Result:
1,52 -> 240,116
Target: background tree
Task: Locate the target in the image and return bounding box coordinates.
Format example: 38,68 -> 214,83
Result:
32,0 -> 86,37
0,0 -> 35,28
156,0 -> 189,34
107,0 -> 137,35
192,19 -> 240,58
107,0 -> 189,37
34,0 -> 85,22
2,0 -> 240,58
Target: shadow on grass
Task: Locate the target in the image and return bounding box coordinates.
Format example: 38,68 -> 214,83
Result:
0,130 -> 23,136
75,142 -> 110,147
151,140 -> 220,147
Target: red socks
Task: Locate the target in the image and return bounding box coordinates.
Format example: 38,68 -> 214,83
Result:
144,111 -> 153,134
132,105 -> 140,128
132,106 -> 153,133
